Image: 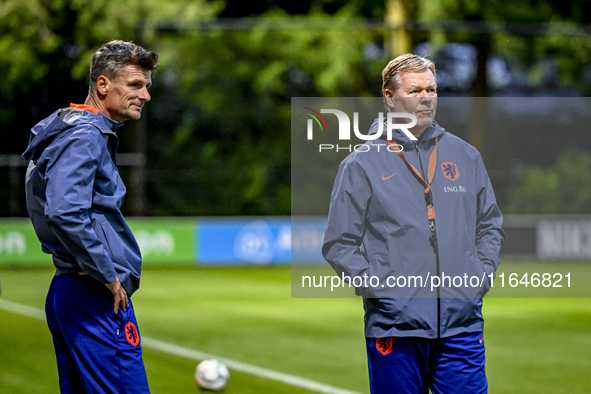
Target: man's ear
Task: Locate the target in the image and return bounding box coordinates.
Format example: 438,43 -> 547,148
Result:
96,75 -> 110,96
384,88 -> 396,109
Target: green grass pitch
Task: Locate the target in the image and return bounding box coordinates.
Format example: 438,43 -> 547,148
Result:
0,261 -> 590,393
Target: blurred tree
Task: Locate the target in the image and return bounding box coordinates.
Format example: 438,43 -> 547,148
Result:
506,145 -> 591,214
218,0 -> 386,18
2,0 -> 591,217
0,0 -> 385,216
0,0 -> 222,216
416,0 -> 591,188
0,0 -> 221,150
418,0 -> 591,96
148,5 -> 383,215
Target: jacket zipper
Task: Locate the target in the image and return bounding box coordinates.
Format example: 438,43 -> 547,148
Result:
414,142 -> 441,339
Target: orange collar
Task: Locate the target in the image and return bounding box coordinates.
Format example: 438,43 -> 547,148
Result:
69,103 -> 100,114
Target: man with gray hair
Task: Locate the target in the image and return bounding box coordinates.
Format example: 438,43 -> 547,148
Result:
23,40 -> 157,393
323,53 -> 504,393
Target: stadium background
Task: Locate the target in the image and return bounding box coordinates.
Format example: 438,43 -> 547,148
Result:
1,0 -> 591,392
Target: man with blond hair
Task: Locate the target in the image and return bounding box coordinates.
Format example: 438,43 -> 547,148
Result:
24,40 -> 157,393
323,53 -> 504,393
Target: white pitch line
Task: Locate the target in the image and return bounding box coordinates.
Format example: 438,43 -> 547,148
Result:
0,299 -> 364,394
0,299 -> 46,320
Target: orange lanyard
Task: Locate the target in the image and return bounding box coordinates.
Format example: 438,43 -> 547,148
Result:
387,138 -> 438,220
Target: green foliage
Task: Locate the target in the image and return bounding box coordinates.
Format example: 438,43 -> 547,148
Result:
421,0 -> 591,94
0,0 -> 59,127
1,0 -> 388,216
144,7 -> 384,215
0,0 -> 221,93
506,146 -> 591,214
3,0 -> 591,216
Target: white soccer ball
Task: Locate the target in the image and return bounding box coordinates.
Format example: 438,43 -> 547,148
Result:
194,359 -> 230,391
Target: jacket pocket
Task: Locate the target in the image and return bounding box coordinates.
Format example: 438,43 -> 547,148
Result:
473,254 -> 493,297
93,214 -> 126,265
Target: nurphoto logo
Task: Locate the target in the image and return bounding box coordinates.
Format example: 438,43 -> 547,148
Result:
303,108 -> 417,153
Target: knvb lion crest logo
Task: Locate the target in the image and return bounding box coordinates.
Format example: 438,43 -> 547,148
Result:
441,161 -> 460,181
376,337 -> 393,356
125,322 -> 140,346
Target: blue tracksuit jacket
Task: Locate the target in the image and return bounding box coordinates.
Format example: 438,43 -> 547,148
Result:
23,106 -> 142,295
322,119 -> 505,339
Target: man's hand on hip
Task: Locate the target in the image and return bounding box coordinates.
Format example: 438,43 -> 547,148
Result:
105,276 -> 128,314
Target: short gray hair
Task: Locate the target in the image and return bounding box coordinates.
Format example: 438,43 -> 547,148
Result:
89,40 -> 158,91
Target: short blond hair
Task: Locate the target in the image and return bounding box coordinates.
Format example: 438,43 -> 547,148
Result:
382,54 -> 436,95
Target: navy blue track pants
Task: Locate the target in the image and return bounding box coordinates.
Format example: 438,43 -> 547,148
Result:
46,273 -> 150,393
366,332 -> 487,394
